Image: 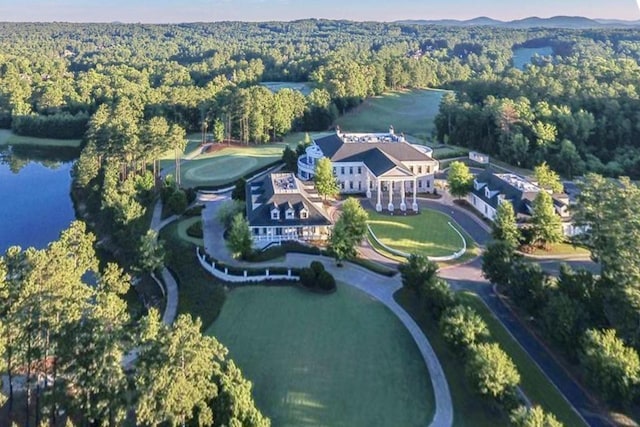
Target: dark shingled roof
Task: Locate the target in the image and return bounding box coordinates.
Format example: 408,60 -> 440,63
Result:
246,174 -> 332,227
471,169 -> 570,219
314,133 -> 434,177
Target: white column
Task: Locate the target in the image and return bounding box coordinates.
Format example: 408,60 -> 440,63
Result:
366,175 -> 372,199
376,179 -> 382,212
400,180 -> 407,211
412,179 -> 419,212
388,180 -> 394,212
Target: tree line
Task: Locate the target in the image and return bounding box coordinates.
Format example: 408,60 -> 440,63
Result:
0,222 -> 268,426
483,174 -> 640,409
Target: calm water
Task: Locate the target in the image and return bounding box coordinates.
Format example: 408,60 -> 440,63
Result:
0,144 -> 78,253
512,46 -> 554,70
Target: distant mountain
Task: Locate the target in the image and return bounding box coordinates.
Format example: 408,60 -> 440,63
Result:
397,16 -> 640,29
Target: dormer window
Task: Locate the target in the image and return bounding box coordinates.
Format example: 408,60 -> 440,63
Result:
300,209 -> 309,219
485,187 -> 491,199
271,208 -> 280,220
285,208 -> 295,219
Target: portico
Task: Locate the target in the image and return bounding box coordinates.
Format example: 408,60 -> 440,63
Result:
374,178 -> 419,213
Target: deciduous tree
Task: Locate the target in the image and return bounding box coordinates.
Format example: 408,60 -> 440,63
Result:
314,157 -> 339,201
447,161 -> 474,199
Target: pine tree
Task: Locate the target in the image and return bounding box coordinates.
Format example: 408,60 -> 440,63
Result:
530,191 -> 563,248
492,201 -> 521,248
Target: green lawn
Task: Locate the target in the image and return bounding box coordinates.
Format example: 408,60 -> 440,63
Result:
260,81 -> 314,96
367,209 -> 472,258
394,287 -> 509,427
0,129 -> 82,148
529,242 -> 591,257
336,89 -> 448,142
162,143 -> 289,188
207,284 -> 435,427
457,292 -> 587,427
159,221 -> 226,328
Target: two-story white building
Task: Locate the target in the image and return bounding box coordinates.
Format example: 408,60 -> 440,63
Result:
297,127 -> 439,212
246,172 -> 333,246
468,169 -> 582,237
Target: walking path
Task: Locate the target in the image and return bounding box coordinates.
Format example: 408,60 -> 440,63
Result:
199,189 -> 608,427
201,193 -> 454,427
150,200 -> 179,325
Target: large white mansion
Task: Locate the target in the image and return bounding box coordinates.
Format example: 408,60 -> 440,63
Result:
297,127 -> 439,212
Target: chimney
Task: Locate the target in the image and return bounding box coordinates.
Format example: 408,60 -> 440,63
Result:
336,125 -> 341,135
389,125 -> 395,135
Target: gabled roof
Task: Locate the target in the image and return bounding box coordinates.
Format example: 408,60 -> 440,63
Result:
246,173 -> 332,227
314,133 -> 435,177
472,169 -> 570,220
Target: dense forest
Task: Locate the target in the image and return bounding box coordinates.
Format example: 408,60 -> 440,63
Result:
2,21 -> 640,177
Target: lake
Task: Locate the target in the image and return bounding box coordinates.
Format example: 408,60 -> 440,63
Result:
0,144 -> 79,253
512,46 -> 554,70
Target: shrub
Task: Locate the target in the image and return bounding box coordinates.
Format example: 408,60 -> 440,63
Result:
184,205 -> 205,217
298,262 -> 336,293
419,278 -> 456,320
186,220 -> 203,239
510,405 -> 564,427
167,189 -> 188,215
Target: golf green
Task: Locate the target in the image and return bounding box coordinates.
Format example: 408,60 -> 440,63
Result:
207,284 -> 434,427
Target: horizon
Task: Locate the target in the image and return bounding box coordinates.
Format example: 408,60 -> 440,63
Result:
0,0 -> 638,24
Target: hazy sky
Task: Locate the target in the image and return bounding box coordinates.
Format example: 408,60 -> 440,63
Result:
0,0 -> 638,23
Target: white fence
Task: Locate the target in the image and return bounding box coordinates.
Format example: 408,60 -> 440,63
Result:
196,247 -> 299,283
367,222 -> 467,262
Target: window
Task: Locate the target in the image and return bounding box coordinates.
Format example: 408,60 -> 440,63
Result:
418,166 -> 423,174
358,181 -> 362,191
271,210 -> 280,220
349,166 -> 353,175
340,181 -> 345,190
286,209 -> 295,219
341,166 -> 345,175
357,166 -> 362,174
426,166 -> 431,174
300,210 -> 308,219
410,166 -> 414,173
426,180 -> 430,188
349,181 -> 354,190
333,167 -> 336,175
418,181 -> 423,188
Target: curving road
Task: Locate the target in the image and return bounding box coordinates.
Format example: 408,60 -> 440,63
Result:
201,193 -> 454,427
429,200 -> 611,427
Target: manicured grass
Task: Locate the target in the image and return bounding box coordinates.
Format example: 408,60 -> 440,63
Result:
159,221 -> 226,328
367,209 -> 471,258
260,81 -> 314,96
394,287 -> 508,427
336,89 -> 448,142
431,145 -> 470,160
0,129 -> 82,148
163,143 -> 289,188
207,284 -> 434,427
528,242 -> 591,257
175,216 -> 204,246
457,292 -> 588,427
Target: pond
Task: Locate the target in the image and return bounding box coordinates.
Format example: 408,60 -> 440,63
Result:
512,46 -> 554,70
0,144 -> 79,253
